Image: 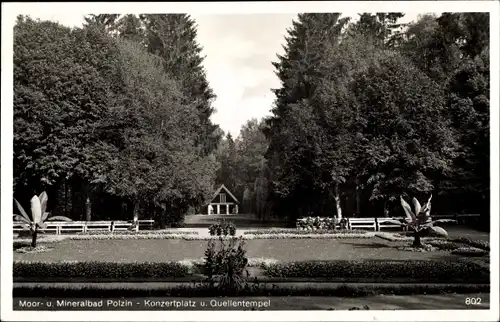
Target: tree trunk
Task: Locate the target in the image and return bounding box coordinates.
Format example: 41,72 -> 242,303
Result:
159,205 -> 167,229
31,230 -> 38,248
383,199 -> 389,217
413,229 -> 423,248
85,197 -> 92,221
355,178 -> 361,216
334,184 -> 342,219
132,201 -> 140,222
64,178 -> 69,218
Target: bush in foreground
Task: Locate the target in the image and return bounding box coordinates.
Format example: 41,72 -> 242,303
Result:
203,236 -> 248,291
13,261 -> 189,278
13,283 -> 490,298
263,260 -> 489,283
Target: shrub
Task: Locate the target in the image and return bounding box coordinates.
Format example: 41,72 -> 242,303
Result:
296,217 -> 340,230
208,219 -> 236,236
243,229 -> 366,235
203,236 -> 248,291
451,247 -> 489,257
13,261 -> 189,279
263,260 -> 489,283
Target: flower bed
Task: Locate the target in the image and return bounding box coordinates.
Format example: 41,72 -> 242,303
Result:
14,233 -> 227,243
15,245 -> 54,254
375,232 -> 443,242
15,232 -> 375,243
425,239 -> 464,251
452,237 -> 490,251
451,247 -> 489,257
263,260 -> 489,283
244,228 -> 366,235
242,232 -> 375,239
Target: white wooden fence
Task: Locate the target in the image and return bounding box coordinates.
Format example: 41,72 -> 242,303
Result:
297,214 -> 480,232
347,218 -> 378,231
13,219 -> 155,235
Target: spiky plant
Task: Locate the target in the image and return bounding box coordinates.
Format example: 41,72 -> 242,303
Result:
386,195 -> 456,247
14,191 -> 72,248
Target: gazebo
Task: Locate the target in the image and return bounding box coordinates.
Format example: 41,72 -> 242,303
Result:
207,184 -> 239,215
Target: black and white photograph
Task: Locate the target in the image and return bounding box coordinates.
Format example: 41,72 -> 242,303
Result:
1,1 -> 499,321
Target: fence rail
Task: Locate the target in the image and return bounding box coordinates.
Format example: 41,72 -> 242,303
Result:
13,219 -> 155,235
297,214 -> 480,232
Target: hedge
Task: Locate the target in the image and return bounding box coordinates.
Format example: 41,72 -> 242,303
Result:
243,229 -> 366,235
13,261 -> 189,279
13,259 -> 490,283
263,260 -> 489,283
13,282 -> 489,298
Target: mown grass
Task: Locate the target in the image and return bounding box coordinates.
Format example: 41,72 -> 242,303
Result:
14,238 -> 460,262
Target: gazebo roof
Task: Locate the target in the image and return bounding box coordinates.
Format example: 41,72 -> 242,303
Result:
210,184 -> 240,204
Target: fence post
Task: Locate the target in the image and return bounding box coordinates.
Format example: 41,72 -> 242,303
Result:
375,218 -> 379,232
111,221 -> 115,232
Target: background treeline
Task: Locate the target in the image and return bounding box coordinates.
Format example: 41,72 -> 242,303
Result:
14,13 -> 490,229
14,14 -> 221,227
218,13 -> 490,229
214,119 -> 269,218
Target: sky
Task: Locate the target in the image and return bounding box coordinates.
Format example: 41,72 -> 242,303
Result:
22,11 -> 428,137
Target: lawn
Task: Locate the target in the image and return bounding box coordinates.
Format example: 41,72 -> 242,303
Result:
14,237 -> 465,263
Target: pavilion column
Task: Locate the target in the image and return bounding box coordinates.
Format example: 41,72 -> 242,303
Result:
217,205 -> 220,215
235,205 -> 238,214
227,204 -> 229,215
208,205 -> 211,215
